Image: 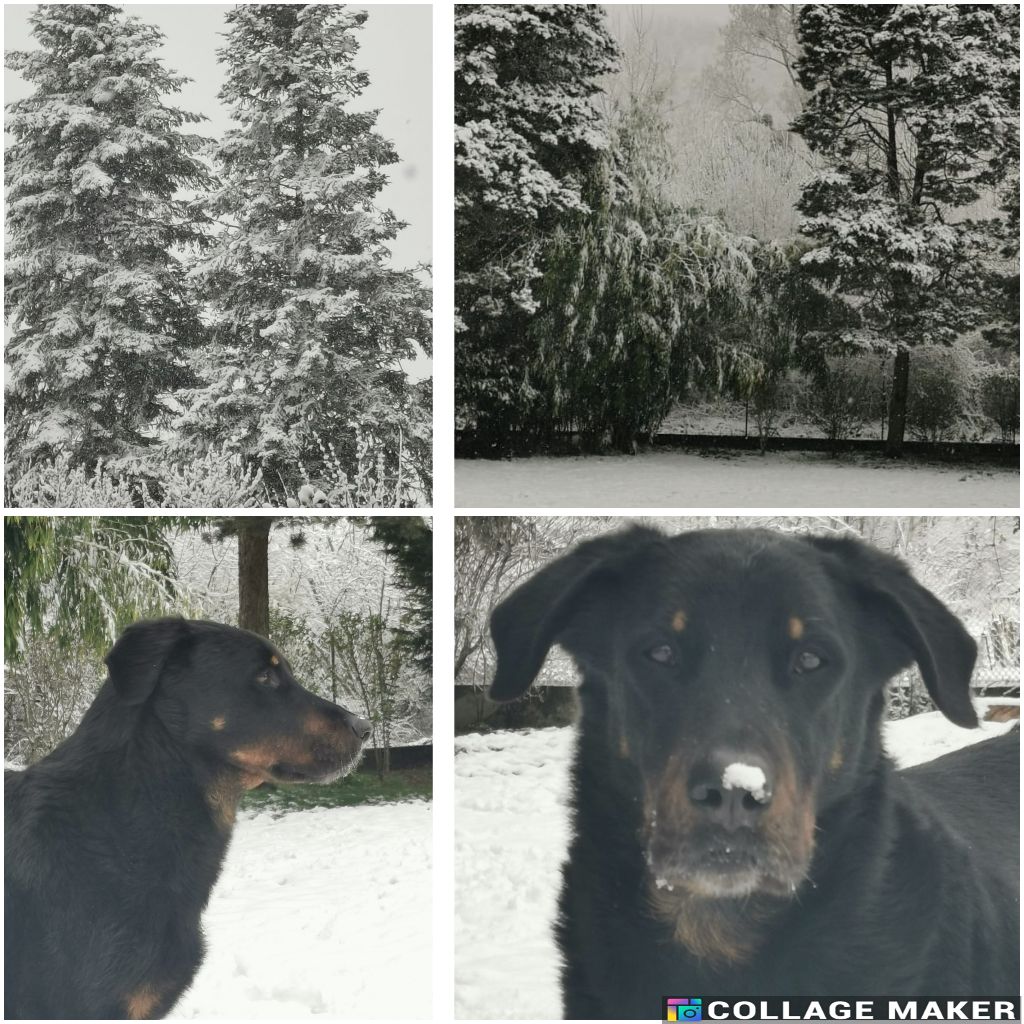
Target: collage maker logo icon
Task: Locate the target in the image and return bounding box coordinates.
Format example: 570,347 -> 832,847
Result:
665,997 -> 703,1021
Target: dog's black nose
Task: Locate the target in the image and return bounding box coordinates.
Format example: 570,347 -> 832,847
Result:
349,715 -> 372,742
688,750 -> 773,830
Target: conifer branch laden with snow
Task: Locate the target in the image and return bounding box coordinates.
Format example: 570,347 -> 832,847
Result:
455,4 -> 619,443
5,3 -> 214,472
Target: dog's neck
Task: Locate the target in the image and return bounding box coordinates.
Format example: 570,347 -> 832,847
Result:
50,686 -> 253,839
200,765 -> 255,832
648,886 -> 785,966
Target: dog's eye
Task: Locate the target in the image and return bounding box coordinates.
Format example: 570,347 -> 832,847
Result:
255,671 -> 277,687
646,644 -> 676,666
792,650 -> 823,674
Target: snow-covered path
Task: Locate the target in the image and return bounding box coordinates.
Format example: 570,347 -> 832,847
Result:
455,712 -> 1017,1019
456,451 -> 1019,507
174,800 -> 431,1019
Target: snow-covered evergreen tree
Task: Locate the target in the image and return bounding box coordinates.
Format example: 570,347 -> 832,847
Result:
5,4 -> 213,472
791,4 -> 1019,454
179,4 -> 429,504
455,4 -> 618,443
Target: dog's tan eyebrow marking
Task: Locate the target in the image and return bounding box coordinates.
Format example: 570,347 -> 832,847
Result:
788,616 -> 804,640
671,610 -> 687,632
211,716 -> 226,731
270,654 -> 280,666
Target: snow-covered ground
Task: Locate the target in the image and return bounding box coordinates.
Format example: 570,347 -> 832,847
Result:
456,452 -> 1019,507
454,706 -> 1018,1019
174,800 -> 431,1019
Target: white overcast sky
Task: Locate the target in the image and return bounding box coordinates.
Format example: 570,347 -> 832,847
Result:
3,4 -> 432,271
605,4 -> 730,69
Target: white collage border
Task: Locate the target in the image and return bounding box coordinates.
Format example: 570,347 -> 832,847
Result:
1,3 -> 1020,1022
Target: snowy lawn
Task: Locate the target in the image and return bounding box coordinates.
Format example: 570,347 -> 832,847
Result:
174,800 -> 431,1019
455,451 -> 1018,508
454,705 -> 1018,1019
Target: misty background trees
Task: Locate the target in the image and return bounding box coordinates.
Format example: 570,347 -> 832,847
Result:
5,3 -> 430,507
455,3 -> 1019,456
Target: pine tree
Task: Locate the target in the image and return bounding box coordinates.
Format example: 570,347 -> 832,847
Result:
362,516 -> 432,672
179,4 -> 430,504
455,4 -> 619,446
791,4 -> 1019,454
5,4 -> 213,472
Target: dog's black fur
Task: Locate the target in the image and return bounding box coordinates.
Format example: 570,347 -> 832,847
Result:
489,528 -> 1020,1018
5,618 -> 371,1020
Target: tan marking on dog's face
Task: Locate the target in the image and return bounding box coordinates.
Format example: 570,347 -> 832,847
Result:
211,716 -> 226,731
761,750 -> 816,869
671,609 -> 687,632
229,741 -> 315,775
788,616 -> 804,640
225,746 -> 279,789
270,654 -> 280,666
303,711 -> 341,737
228,727 -> 358,784
643,751 -> 698,837
125,984 -> 160,1020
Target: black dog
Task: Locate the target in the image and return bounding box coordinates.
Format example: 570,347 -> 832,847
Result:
5,618 -> 371,1020
489,527 -> 1020,1018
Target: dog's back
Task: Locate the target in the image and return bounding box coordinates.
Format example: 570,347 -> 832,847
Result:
896,730 -> 1020,911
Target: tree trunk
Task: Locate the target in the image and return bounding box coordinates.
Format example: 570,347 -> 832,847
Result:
237,517 -> 274,636
330,635 -> 338,703
884,61 -> 900,201
885,348 -> 910,457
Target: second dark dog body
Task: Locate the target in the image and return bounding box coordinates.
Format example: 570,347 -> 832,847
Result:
489,528 -> 1020,1018
5,618 -> 370,1020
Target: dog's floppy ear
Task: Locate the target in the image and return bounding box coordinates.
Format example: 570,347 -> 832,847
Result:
804,536 -> 978,728
105,617 -> 190,706
489,527 -> 660,703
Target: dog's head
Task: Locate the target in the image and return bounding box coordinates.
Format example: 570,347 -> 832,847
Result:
105,618 -> 370,786
488,527 -> 977,903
